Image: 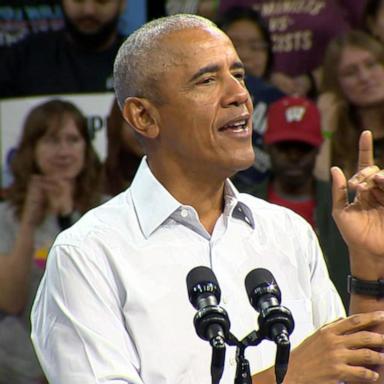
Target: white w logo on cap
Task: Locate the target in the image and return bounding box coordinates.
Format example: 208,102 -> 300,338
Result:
285,106 -> 306,122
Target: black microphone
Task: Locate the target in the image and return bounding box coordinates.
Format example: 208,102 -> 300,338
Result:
186,266 -> 230,347
186,266 -> 231,384
245,268 -> 294,344
244,268 -> 294,384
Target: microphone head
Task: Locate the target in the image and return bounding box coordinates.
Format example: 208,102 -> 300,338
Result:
186,266 -> 221,309
245,268 -> 281,309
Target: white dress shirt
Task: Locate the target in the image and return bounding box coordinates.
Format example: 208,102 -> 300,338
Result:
31,158 -> 345,384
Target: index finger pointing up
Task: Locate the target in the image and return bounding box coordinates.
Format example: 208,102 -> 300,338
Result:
357,130 -> 374,171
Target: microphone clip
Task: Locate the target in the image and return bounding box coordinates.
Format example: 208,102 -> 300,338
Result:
194,305 -> 231,347
258,305 -> 294,345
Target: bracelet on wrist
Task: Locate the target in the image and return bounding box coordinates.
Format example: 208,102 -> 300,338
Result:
347,275 -> 384,298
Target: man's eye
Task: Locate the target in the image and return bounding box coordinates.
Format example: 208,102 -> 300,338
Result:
198,77 -> 215,85
234,72 -> 245,81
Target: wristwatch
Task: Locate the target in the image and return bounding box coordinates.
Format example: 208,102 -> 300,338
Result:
347,275 -> 384,298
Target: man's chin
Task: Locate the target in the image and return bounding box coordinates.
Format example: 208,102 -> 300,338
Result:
236,154 -> 255,172
78,27 -> 101,35
226,155 -> 255,179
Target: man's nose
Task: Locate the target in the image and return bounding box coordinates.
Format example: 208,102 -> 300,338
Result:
222,76 -> 250,107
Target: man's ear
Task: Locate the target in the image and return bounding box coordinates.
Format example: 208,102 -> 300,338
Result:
122,97 -> 160,140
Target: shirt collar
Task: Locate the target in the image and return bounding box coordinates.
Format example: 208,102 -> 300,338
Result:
130,157 -> 255,238
223,178 -> 255,230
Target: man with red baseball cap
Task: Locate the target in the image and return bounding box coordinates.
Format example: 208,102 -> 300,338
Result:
245,95 -> 349,307
265,96 -> 323,148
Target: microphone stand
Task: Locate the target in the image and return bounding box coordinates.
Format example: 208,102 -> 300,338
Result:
227,329 -> 291,384
227,331 -> 261,384
233,340 -> 252,384
200,306 -> 293,384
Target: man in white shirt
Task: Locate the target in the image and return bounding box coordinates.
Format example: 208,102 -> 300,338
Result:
31,14 -> 384,384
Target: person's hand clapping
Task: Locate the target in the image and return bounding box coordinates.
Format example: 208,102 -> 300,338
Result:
42,176 -> 75,216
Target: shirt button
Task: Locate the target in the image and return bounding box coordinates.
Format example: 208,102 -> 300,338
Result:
222,297 -> 228,304
180,209 -> 188,218
230,357 -> 236,366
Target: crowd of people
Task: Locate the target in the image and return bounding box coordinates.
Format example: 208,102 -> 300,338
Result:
1,0 -> 384,383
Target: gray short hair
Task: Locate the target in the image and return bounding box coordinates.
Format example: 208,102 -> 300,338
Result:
113,14 -> 219,109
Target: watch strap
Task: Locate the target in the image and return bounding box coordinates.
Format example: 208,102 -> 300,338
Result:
347,275 -> 384,298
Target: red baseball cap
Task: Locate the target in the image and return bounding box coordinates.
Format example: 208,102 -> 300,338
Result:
265,96 -> 323,147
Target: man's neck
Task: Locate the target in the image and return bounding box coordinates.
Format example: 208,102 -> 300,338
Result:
169,179 -> 225,235
149,160 -> 227,234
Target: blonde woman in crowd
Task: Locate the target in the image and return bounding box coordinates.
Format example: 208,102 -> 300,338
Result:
315,30 -> 384,180
0,99 -> 103,384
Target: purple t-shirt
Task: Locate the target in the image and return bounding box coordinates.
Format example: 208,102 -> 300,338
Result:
219,0 -> 366,76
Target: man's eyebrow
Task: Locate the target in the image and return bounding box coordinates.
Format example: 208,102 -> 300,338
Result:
231,61 -> 245,71
188,61 -> 245,82
189,64 -> 220,82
